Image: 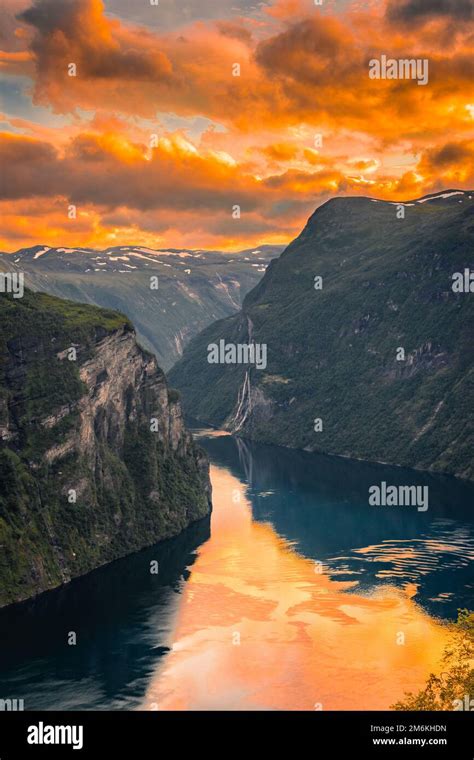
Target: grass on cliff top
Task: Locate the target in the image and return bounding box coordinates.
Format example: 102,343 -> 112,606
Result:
0,289 -> 132,335
0,290 -> 134,429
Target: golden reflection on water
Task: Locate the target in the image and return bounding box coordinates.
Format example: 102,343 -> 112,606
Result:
143,465 -> 449,710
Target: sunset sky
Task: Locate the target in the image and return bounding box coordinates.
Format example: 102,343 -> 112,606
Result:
0,0 -> 473,251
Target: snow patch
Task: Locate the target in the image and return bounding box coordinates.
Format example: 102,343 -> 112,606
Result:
126,252 -> 156,263
135,247 -> 160,255
417,191 -> 464,203
33,246 -> 51,259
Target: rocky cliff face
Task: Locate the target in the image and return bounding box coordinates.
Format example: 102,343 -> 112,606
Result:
170,191 -> 474,480
0,290 -> 211,608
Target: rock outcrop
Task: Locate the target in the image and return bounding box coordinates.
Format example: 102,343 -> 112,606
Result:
0,290 -> 211,608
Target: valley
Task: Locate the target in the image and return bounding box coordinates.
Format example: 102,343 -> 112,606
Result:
0,245 -> 282,371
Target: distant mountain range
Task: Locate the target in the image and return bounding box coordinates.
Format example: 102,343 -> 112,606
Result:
0,244 -> 283,370
170,190 -> 474,479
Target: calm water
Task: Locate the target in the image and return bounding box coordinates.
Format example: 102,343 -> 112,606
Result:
0,429 -> 473,710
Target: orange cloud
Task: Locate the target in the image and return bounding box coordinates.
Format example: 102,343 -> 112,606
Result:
0,0 -> 473,249
2,124 -> 472,251
3,0 -> 470,141
418,139 -> 474,187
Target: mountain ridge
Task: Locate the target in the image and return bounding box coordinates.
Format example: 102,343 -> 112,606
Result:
0,244 -> 283,371
170,189 -> 474,479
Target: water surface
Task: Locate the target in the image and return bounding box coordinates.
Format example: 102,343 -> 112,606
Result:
0,430 -> 472,710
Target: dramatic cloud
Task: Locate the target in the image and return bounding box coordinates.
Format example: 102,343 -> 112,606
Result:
6,0 -> 472,135
386,0 -> 473,25
19,0 -> 173,80
0,133 -> 61,199
418,139 -> 474,186
0,0 -> 473,249
16,0 -> 173,115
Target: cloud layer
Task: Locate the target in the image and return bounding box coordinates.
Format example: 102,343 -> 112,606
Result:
0,0 -> 473,249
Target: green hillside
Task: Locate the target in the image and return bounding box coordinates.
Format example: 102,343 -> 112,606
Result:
170,191 -> 474,479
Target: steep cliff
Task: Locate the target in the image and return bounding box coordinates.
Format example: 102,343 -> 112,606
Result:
170,191 -> 474,479
0,290 -> 211,608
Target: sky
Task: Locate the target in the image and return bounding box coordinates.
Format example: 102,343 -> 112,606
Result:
0,0 -> 473,251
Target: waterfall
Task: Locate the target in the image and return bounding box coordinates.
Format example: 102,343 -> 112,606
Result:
229,368 -> 252,433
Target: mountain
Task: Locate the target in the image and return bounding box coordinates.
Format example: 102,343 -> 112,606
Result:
0,244 -> 283,371
0,289 -> 211,608
170,190 -> 474,479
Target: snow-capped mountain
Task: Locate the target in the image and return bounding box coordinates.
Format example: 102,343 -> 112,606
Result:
0,244 -> 283,370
